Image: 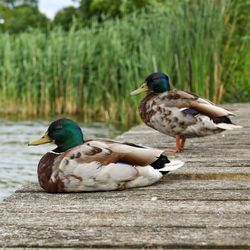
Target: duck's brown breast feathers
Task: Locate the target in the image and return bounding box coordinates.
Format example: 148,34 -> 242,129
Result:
38,152 -> 65,192
139,93 -> 158,124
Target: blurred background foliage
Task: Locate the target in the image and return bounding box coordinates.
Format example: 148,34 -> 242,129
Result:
0,0 -> 249,127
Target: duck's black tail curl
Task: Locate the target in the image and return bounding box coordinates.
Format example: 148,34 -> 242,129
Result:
151,154 -> 170,175
151,154 -> 184,175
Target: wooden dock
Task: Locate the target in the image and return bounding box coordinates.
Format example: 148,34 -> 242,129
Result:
0,103 -> 249,249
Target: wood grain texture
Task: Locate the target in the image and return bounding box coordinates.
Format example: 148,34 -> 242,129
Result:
0,103 -> 250,248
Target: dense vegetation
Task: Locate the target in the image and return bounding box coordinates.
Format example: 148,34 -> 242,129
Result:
0,0 -> 249,127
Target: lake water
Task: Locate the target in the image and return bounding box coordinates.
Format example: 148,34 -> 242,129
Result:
0,119 -> 119,201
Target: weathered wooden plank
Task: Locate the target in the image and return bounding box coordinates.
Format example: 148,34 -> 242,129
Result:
15,180 -> 250,193
2,210 -> 250,228
4,187 -> 250,201
164,173 -> 250,180
169,167 -> 250,174
1,192 -> 250,214
0,226 -> 249,248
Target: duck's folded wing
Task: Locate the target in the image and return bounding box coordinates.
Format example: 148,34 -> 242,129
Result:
86,140 -> 163,166
159,90 -> 234,118
190,100 -> 234,118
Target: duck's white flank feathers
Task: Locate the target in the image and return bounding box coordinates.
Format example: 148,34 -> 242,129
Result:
215,123 -> 242,130
58,161 -> 139,192
125,166 -> 162,189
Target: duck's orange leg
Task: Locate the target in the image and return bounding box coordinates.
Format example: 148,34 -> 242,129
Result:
175,134 -> 182,152
168,134 -> 183,153
180,137 -> 186,150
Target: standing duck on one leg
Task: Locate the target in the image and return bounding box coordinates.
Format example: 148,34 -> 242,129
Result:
130,72 -> 242,152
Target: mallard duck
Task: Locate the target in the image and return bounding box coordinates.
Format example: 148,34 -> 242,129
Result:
130,72 -> 241,152
28,118 -> 184,193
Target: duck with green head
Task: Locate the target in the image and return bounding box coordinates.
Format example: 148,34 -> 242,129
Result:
29,118 -> 184,193
130,72 -> 241,152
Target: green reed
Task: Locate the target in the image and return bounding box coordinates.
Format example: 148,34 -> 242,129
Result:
0,0 -> 249,127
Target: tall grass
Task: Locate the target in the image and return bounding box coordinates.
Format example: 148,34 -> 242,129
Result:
0,0 -> 249,127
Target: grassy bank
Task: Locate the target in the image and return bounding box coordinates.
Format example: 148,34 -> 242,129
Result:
0,0 -> 249,127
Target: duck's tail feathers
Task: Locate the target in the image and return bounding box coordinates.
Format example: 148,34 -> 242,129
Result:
216,123 -> 242,130
157,160 -> 185,174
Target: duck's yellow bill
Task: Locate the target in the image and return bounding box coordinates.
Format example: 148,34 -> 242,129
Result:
28,132 -> 52,146
130,83 -> 149,96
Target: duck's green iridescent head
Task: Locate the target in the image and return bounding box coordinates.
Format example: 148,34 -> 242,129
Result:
29,118 -> 84,153
130,72 -> 171,95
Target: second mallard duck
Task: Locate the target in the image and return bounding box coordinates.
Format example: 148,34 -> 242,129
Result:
29,118 -> 184,193
130,72 -> 241,152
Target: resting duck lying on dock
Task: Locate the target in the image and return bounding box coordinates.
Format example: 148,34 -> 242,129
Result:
130,72 -> 241,152
29,118 -> 184,193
